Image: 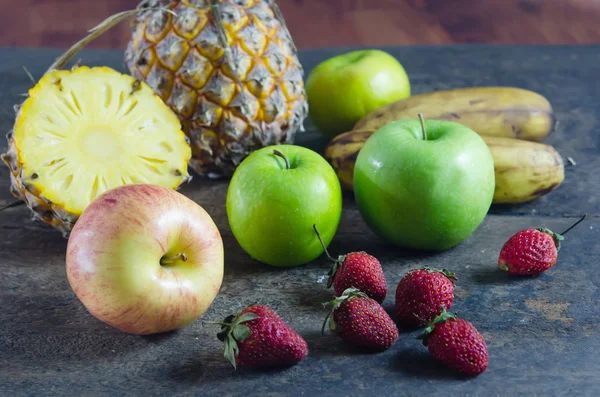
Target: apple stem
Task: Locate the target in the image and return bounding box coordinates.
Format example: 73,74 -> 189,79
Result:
560,214 -> 587,235
418,113 -> 427,140
313,224 -> 336,262
160,252 -> 188,266
272,149 -> 290,170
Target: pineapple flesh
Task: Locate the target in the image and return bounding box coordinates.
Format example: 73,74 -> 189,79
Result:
125,0 -> 308,178
1,66 -> 192,236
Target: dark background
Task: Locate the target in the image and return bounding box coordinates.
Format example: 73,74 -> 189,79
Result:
2,0 -> 600,49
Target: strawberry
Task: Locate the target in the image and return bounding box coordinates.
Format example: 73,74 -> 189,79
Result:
498,215 -> 586,276
322,287 -> 398,350
395,268 -> 456,328
417,308 -> 488,376
216,305 -> 308,369
313,224 -> 387,302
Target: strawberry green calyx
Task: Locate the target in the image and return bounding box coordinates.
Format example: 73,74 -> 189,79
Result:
321,287 -> 368,335
215,311 -> 260,369
422,267 -> 458,283
538,214 -> 588,251
536,227 -> 564,251
416,307 -> 458,346
325,254 -> 347,288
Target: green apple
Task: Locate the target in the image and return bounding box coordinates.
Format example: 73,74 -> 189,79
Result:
227,145 -> 342,267
306,49 -> 411,138
66,184 -> 224,335
354,117 -> 495,251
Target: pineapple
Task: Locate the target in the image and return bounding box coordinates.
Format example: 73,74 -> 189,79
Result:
125,0 -> 308,178
1,66 -> 192,236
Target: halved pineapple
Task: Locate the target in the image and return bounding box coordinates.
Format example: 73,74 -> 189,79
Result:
1,66 -> 192,236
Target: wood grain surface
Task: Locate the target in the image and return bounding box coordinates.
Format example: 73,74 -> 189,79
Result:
0,46 -> 599,396
1,0 -> 600,50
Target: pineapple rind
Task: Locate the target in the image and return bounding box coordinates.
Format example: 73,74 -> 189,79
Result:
125,0 -> 308,178
2,66 -> 192,236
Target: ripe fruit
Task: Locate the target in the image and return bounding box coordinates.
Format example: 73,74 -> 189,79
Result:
1,66 -> 191,236
322,288 -> 398,350
498,215 -> 586,275
226,145 -> 342,267
125,0 -> 308,178
483,136 -> 564,204
313,225 -> 386,302
325,131 -> 564,205
354,115 -> 495,251
66,184 -> 224,335
353,86 -> 554,142
417,308 -> 489,376
395,268 -> 456,328
305,49 -> 410,138
216,304 -> 308,369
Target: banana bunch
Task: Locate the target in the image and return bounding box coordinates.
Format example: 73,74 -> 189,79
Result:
324,86 -> 564,204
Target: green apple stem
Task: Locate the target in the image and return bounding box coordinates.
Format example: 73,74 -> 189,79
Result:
560,214 -> 587,235
272,149 -> 290,170
160,252 -> 188,266
313,224 -> 336,262
418,113 -> 427,140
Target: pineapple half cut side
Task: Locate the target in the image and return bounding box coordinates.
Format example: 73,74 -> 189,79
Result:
2,66 -> 192,236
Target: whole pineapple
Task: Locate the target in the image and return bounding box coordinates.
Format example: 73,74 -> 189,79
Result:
125,0 -> 308,178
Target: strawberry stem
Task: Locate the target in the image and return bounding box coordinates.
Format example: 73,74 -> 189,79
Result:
560,214 -> 587,235
313,224 -> 336,262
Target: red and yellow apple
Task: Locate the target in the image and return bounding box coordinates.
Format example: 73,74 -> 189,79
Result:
66,184 -> 224,335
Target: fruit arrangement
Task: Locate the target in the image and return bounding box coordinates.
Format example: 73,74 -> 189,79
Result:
325,87 -> 565,204
0,2 -> 586,380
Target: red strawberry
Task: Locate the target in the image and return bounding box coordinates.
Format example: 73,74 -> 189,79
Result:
395,268 -> 456,328
498,215 -> 586,276
216,305 -> 308,369
417,308 -> 489,376
322,287 -> 398,350
314,224 -> 387,302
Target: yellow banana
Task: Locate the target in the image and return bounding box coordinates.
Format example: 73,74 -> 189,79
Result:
354,86 -> 554,142
482,136 -> 564,204
324,132 -> 564,204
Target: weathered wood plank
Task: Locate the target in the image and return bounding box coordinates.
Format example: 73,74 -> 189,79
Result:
0,47 -> 599,396
1,202 -> 599,395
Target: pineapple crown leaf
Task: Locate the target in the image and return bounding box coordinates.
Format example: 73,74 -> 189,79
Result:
321,287 -> 369,336
416,306 -> 458,346
215,309 -> 260,369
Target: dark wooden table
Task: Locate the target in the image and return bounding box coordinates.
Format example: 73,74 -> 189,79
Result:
1,46 -> 599,396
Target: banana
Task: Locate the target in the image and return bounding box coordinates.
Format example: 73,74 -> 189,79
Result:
324,131 -> 564,204
354,86 -> 554,142
482,136 -> 564,204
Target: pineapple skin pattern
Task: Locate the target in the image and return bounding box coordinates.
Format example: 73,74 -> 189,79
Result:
125,0 -> 309,178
